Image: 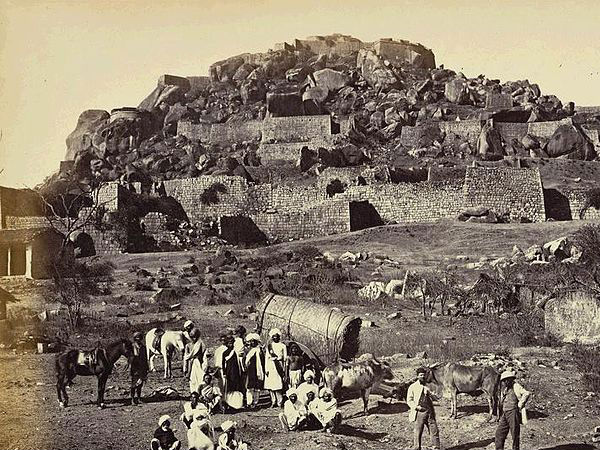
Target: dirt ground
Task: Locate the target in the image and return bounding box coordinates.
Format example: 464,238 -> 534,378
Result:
1,221 -> 599,450
0,338 -> 598,450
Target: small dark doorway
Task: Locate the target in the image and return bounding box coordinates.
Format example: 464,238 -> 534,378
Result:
543,189 -> 572,221
9,244 -> 26,276
220,216 -> 267,245
350,201 -> 383,231
0,246 -> 7,276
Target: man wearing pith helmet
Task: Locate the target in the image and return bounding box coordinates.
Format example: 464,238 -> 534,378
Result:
495,369 -> 531,450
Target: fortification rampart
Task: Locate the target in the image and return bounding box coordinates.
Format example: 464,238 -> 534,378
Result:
340,180 -> 464,224
177,121 -> 262,144
463,167 -> 545,222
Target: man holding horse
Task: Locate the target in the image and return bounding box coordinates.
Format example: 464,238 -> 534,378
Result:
130,331 -> 149,405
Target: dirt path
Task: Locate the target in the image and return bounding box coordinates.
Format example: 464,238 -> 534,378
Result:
1,348 -> 597,450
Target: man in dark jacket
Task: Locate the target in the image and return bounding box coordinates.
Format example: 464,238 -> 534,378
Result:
130,331 -> 150,405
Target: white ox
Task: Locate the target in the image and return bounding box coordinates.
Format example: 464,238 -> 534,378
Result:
145,328 -> 188,378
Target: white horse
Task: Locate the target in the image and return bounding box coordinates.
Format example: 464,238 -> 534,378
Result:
145,328 -> 189,378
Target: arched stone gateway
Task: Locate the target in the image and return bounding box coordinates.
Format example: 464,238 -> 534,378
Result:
73,232 -> 96,258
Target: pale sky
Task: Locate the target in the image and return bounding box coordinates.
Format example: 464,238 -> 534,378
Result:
0,0 -> 599,188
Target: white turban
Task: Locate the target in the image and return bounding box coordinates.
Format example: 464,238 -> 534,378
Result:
303,370 -> 315,380
158,415 -> 171,427
269,328 -> 282,338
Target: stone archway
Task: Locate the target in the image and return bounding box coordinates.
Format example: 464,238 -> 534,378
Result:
73,232 -> 96,258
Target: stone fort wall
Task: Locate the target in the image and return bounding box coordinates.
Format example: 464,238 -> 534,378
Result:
401,118 -> 575,149
463,167 -> 546,222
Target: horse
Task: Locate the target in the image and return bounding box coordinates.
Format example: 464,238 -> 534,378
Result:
55,338 -> 135,408
145,328 -> 188,378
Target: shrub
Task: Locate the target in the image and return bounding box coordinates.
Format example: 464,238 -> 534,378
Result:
570,343 -> 600,393
200,182 -> 227,205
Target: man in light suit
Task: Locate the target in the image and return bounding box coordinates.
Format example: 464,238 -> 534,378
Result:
406,367 -> 441,450
495,370 -> 531,450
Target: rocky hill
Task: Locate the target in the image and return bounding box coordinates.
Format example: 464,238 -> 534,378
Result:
55,34 -> 600,192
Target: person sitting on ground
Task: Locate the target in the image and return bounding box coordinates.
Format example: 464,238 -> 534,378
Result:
151,415 -> 181,450
199,372 -> 223,414
278,388 -> 307,432
308,388 -> 342,433
216,420 -> 248,450
296,370 -> 319,405
181,392 -> 206,430
187,408 -> 215,450
130,331 -> 149,405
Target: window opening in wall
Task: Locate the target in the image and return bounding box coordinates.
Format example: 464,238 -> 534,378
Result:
326,179 -> 346,197
331,120 -> 340,134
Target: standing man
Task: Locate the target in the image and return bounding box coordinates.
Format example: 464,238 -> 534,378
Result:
183,320 -> 195,375
406,367 -> 441,450
495,370 -> 531,450
130,331 -> 149,405
264,328 -> 287,408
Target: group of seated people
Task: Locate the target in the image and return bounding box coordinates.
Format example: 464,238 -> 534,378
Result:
151,408 -> 249,450
278,386 -> 342,434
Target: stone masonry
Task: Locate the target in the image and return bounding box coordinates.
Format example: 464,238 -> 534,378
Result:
463,167 -> 546,222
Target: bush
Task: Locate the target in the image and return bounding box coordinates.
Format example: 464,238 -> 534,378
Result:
200,183 -> 227,205
571,343 -> 600,393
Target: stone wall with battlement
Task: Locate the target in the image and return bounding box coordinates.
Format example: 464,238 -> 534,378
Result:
463,167 -> 545,222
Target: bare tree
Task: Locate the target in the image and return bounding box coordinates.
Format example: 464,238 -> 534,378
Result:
35,179 -> 117,253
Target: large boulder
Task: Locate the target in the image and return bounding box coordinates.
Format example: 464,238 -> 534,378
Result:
356,49 -> 400,91
261,51 -> 297,79
477,121 -> 504,158
444,78 -> 470,104
240,79 -> 266,104
209,55 -> 245,83
65,110 -> 110,160
139,85 -> 187,111
311,68 -> 349,92
545,124 -> 596,160
297,146 -> 319,172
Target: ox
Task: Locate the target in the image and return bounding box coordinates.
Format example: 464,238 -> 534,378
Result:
424,362 -> 500,420
323,354 -> 394,415
145,328 -> 188,378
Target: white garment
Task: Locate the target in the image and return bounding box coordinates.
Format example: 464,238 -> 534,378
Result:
310,397 -> 339,427
406,380 -> 437,422
289,369 -> 302,388
296,381 -> 319,404
264,341 -> 287,391
234,337 -> 245,371
187,418 -> 214,450
282,399 -> 306,429
188,340 -> 208,394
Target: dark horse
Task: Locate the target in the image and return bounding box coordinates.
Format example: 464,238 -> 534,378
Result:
55,338 -> 135,408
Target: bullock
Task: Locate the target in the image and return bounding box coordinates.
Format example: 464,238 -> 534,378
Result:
424,362 -> 500,420
145,328 -> 188,378
323,354 -> 395,415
